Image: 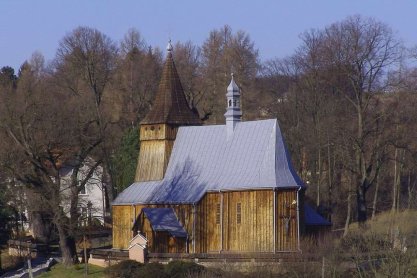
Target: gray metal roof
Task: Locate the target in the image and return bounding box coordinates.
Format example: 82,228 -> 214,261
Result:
113,119 -> 303,205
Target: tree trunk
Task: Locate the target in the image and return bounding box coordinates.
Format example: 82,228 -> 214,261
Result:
69,181 -> 79,232
102,163 -> 114,203
30,211 -> 52,244
371,174 -> 379,220
392,149 -> 405,212
407,171 -> 415,209
392,148 -> 399,212
343,174 -> 352,237
327,138 -> 333,222
317,148 -> 321,207
356,104 -> 368,223
357,186 -> 367,223
56,223 -> 77,266
397,150 -> 405,210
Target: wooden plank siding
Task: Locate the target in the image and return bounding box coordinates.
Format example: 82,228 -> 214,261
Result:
139,124 -> 178,141
195,189 -> 299,253
135,124 -> 178,182
276,190 -> 299,251
112,189 -> 300,253
222,190 -> 274,252
112,204 -> 195,251
112,205 -> 141,249
196,193 -> 221,253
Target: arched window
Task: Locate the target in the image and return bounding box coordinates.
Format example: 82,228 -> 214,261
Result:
233,99 -> 237,107
228,99 -> 232,107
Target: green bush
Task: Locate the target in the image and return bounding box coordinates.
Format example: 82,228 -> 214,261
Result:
105,260 -> 206,278
104,260 -> 144,278
165,261 -> 205,278
137,263 -> 168,278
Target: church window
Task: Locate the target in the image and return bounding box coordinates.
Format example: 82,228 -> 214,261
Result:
233,99 -> 237,107
228,99 -> 232,107
236,203 -> 242,224
216,203 -> 221,225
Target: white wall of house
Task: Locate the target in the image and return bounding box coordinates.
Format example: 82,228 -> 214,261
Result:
60,159 -> 107,225
6,158 -> 108,238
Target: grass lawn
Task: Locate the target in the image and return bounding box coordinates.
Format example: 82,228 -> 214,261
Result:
38,263 -> 105,278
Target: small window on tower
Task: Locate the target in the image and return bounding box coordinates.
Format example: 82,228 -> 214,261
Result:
233,99 -> 237,107
237,203 -> 242,224
216,203 -> 221,225
228,99 -> 232,107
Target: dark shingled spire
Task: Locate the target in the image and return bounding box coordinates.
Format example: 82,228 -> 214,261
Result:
141,41 -> 202,125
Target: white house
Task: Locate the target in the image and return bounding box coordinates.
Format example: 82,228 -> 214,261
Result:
59,158 -> 108,225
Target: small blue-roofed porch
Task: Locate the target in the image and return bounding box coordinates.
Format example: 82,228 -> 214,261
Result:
132,207 -> 188,253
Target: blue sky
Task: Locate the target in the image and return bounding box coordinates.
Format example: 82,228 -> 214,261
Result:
1,0 -> 417,71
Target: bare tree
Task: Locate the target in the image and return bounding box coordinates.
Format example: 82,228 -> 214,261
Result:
53,26 -> 119,205
201,25 -> 259,123
114,29 -> 162,127
0,54 -> 102,265
173,41 -> 204,116
322,16 -> 402,222
263,16 -> 403,228
0,27 -> 120,265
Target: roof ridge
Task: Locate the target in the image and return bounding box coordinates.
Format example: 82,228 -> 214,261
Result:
175,118 -> 278,129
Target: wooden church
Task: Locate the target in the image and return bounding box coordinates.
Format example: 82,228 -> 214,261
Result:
112,42 -> 314,254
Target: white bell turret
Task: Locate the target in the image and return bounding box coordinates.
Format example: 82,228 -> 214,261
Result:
224,73 -> 242,139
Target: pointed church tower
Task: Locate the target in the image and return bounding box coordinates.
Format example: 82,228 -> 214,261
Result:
135,41 -> 202,182
224,74 -> 242,139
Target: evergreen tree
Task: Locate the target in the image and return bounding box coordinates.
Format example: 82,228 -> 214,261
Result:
111,127 -> 140,194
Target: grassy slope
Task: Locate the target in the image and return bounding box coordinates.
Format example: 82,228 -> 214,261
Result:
349,210 -> 417,240
38,263 -> 105,278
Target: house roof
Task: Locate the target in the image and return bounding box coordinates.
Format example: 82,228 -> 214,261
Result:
141,208 -> 187,238
141,46 -> 201,126
304,205 -> 331,226
113,119 -> 304,205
